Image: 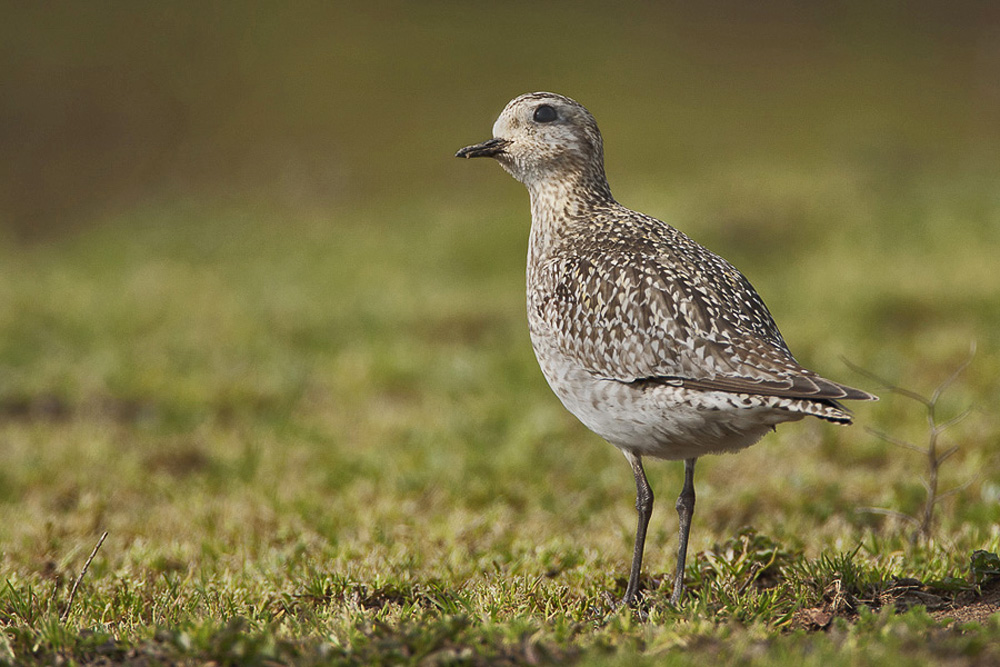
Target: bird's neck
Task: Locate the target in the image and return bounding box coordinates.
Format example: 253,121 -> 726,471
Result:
527,170 -> 614,227
527,171 -> 615,262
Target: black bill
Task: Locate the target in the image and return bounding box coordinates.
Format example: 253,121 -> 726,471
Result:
455,137 -> 510,159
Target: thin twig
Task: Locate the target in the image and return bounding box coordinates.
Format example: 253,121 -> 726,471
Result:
845,346 -> 976,544
61,531 -> 109,622
843,342 -> 976,406
856,507 -> 921,526
929,342 -> 976,405
864,427 -> 924,455
839,360 -> 914,403
843,357 -> 930,406
937,444 -> 961,465
935,409 -> 973,434
737,563 -> 764,595
937,479 -> 976,501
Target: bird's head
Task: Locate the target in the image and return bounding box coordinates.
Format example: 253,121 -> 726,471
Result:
456,92 -> 608,195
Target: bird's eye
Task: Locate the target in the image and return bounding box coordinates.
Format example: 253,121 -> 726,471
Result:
533,104 -> 558,123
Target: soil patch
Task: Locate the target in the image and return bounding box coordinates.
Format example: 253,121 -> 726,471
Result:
933,578 -> 1000,626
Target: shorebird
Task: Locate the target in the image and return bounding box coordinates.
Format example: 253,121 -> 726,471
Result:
456,92 -> 875,608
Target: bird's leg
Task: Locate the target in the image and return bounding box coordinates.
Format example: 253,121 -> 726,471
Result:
621,451 -> 653,607
670,457 -> 697,606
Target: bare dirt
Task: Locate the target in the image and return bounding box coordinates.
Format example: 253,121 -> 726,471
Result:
933,578 -> 1000,627
794,577 -> 1000,631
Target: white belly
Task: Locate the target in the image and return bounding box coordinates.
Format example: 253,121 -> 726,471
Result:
529,334 -> 802,460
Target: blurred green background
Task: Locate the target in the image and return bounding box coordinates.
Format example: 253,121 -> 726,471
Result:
1,3 -> 999,657
3,1 -> 998,235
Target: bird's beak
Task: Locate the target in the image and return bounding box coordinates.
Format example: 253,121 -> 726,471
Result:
455,137 -> 510,159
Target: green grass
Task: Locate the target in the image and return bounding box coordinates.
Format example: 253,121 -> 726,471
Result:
1,173 -> 998,664
3,3 -> 1000,664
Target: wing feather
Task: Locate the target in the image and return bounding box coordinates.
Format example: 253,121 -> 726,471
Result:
530,215 -> 875,403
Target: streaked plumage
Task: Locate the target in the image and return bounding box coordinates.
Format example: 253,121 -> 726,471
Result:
457,92 -> 875,608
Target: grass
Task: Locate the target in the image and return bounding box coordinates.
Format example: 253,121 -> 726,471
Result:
2,3 -> 1000,664
1,172 -> 998,664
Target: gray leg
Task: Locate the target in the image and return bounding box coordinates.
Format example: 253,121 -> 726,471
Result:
621,451 -> 653,607
670,458 -> 697,606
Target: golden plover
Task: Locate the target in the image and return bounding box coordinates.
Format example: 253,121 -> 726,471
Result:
456,92 -> 876,607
